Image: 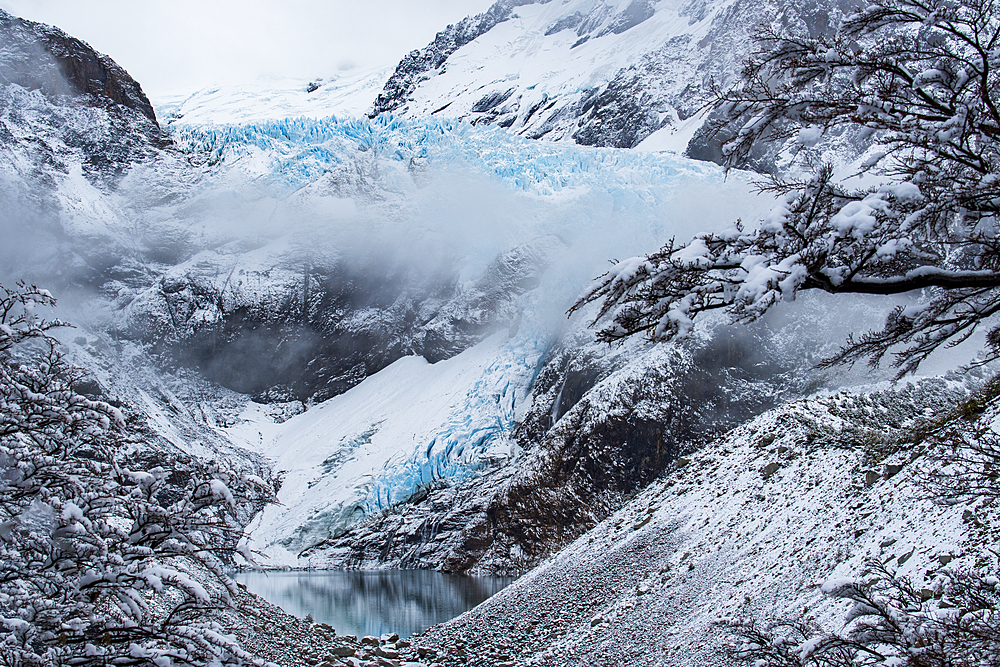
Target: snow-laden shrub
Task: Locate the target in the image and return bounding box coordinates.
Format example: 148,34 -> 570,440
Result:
915,377 -> 1000,503
732,374 -> 1000,667
0,282 -> 275,666
734,561 -> 1000,667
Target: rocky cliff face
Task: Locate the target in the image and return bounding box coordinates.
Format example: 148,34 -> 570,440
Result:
0,8 -> 158,124
117,235 -> 565,403
372,0 -> 541,119
0,9 -> 168,295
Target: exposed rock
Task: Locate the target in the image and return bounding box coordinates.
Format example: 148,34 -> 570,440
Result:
884,463 -> 905,478
370,0 -> 860,154
0,9 -> 158,123
371,0 -> 537,117
121,235 -> 564,403
599,0 -> 656,36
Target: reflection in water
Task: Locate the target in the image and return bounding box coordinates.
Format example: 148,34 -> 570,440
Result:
236,570 -> 515,638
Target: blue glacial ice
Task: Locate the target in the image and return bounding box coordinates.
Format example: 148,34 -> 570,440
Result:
171,114 -> 727,199
359,324 -> 551,515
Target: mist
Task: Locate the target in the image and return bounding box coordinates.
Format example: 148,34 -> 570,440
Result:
3,73 -> 974,402
0,0 -> 496,96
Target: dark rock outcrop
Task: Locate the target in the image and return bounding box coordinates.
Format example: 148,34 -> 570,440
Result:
572,76 -> 665,149
598,0 -> 656,37
0,9 -> 158,125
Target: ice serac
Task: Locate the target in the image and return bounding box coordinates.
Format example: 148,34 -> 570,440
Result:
369,0 -> 859,153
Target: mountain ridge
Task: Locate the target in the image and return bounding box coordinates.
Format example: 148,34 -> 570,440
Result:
1,5 -> 995,666
0,8 -> 159,125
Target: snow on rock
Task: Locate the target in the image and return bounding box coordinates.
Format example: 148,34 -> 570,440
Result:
372,0 -> 859,151
407,375 -> 996,666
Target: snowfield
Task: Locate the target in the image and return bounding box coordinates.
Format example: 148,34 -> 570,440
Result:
151,67 -> 393,127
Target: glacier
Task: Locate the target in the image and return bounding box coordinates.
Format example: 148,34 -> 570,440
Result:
131,113 -> 778,567
168,112 -> 739,196
128,112 -> 935,570
147,112 -> 774,297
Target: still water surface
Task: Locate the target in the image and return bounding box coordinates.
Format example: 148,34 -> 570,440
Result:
236,570 -> 515,638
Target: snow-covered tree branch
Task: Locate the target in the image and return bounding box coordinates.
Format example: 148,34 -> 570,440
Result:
0,282 -> 276,666
572,0 -> 1000,376
733,561 -> 1000,667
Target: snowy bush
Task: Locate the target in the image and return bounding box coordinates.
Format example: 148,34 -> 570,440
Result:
733,561 -> 1000,667
732,374 -> 1000,667
573,0 -> 1000,377
0,282 -> 274,666
916,376 -> 1000,502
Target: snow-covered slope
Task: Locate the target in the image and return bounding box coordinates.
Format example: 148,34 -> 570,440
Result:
231,332 -> 539,567
371,0 -> 856,151
407,375 -> 998,666
152,67 -> 392,127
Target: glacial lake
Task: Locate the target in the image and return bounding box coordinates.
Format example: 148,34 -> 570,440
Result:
235,570 -> 515,638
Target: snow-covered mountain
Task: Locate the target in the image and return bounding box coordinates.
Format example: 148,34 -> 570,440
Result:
0,1 -> 951,576
370,0 -> 856,152
107,114 -> 827,570
3,5 -> 996,666
147,0 -> 855,159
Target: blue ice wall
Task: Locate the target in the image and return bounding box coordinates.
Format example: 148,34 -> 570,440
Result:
360,326 -> 550,515
171,115 -> 724,198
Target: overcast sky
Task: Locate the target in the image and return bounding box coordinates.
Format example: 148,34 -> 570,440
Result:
0,0 -> 495,96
